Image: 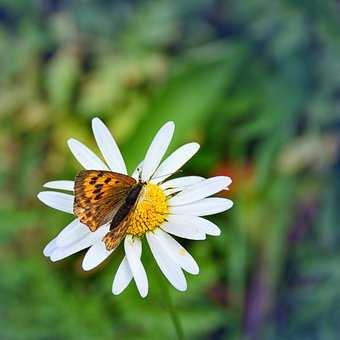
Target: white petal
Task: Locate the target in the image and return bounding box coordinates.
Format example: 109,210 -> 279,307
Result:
168,215 -> 221,236
131,161 -> 143,180
82,241 -> 113,271
141,122 -> 175,181
37,191 -> 74,213
162,218 -> 206,240
146,232 -> 187,291
49,239 -> 92,262
43,238 -> 57,257
124,236 -> 148,298
67,138 -> 109,170
194,216 -> 221,236
112,240 -> 142,295
169,176 -> 231,206
112,257 -> 133,295
50,226 -> 109,262
56,219 -> 89,247
160,176 -> 204,190
152,229 -> 199,274
92,117 -> 127,174
43,180 -> 74,191
170,198 -> 233,216
151,143 -> 200,184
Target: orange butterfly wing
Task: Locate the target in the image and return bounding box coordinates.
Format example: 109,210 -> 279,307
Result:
103,182 -> 144,251
73,170 -> 136,232
102,213 -> 132,251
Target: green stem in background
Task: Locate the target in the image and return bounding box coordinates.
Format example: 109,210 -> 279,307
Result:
158,273 -> 184,340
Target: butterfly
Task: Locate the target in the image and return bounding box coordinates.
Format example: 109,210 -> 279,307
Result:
73,170 -> 145,251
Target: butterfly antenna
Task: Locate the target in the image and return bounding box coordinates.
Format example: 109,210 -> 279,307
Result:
137,167 -> 143,182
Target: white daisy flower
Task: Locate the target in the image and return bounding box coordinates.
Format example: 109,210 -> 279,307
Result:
38,118 -> 233,298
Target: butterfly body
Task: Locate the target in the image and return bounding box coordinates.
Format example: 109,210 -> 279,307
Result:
109,181 -> 145,231
73,170 -> 145,251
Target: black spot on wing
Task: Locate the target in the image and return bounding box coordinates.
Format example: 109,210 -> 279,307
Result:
95,193 -> 103,200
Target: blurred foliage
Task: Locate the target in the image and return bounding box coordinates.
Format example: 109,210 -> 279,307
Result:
0,0 -> 339,339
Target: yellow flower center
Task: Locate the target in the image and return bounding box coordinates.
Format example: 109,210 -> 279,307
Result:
127,183 -> 168,237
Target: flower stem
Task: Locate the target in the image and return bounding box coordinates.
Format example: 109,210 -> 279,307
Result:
158,274 -> 184,340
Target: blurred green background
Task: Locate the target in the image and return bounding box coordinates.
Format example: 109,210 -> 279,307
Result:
0,0 -> 339,339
